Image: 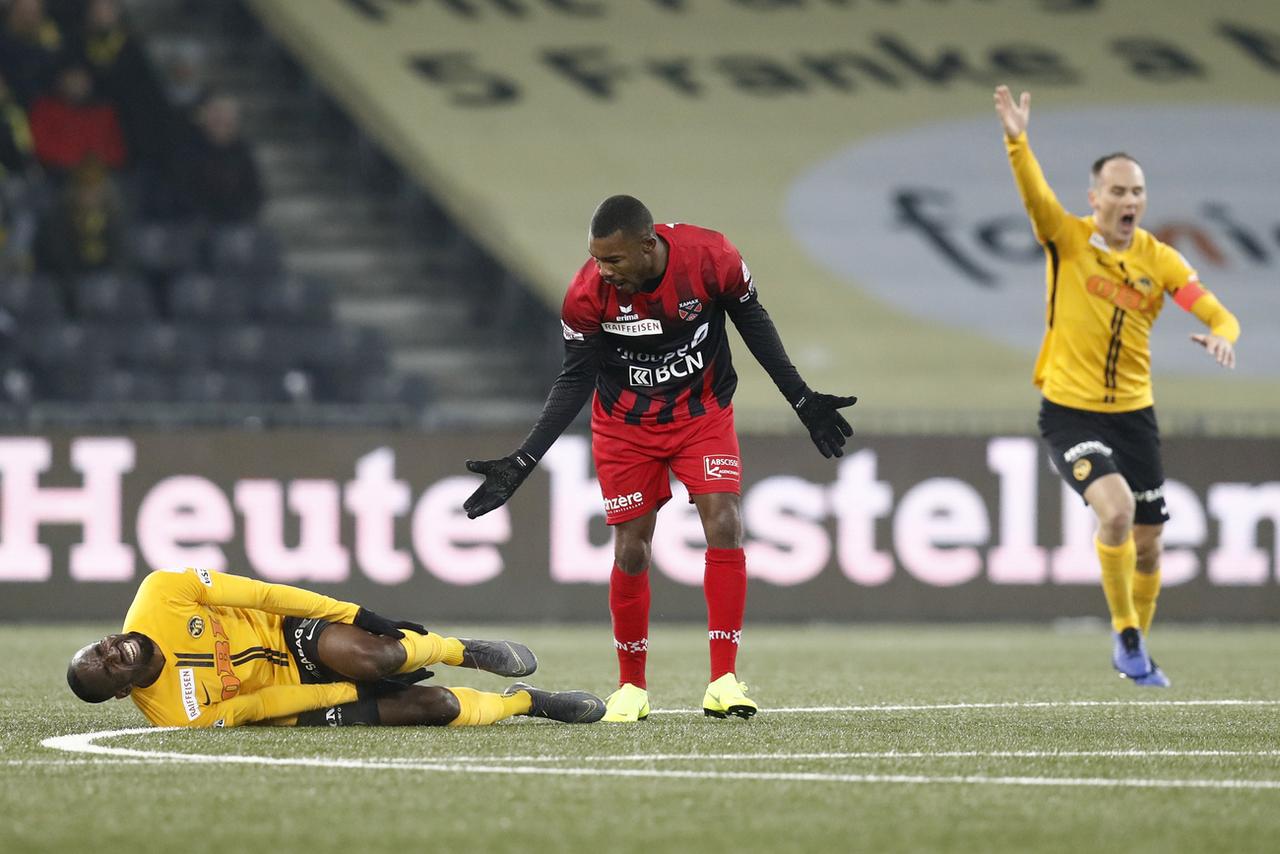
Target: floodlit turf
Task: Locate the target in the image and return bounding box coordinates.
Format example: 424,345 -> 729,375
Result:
3,622 -> 1279,854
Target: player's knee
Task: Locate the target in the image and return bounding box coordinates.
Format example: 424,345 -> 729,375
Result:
1136,539 -> 1162,573
614,538 -> 650,574
704,510 -> 743,548
1095,504 -> 1134,541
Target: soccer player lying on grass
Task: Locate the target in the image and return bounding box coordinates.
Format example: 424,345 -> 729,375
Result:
66,568 -> 604,727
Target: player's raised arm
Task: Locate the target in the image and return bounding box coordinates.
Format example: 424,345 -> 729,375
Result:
995,85 -> 1067,244
993,84 -> 1029,140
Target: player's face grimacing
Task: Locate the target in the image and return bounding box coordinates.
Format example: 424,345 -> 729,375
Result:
1088,157 -> 1147,250
71,632 -> 159,699
589,229 -> 660,296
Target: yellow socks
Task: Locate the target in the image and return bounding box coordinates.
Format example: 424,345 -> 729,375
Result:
396,631 -> 465,674
1095,535 -> 1139,633
1133,568 -> 1161,636
445,687 -> 531,726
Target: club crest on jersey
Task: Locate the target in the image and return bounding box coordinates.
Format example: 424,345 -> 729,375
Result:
187,616 -> 205,638
678,298 -> 703,322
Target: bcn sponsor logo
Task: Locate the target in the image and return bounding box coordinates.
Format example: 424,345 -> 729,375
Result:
0,436 -> 1276,591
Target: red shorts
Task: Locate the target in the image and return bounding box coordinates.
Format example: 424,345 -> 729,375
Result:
591,401 -> 742,525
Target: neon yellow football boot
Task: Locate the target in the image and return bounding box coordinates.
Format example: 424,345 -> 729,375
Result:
602,682 -> 650,722
702,672 -> 758,719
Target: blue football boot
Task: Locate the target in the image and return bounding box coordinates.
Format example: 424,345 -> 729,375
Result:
1132,658 -> 1171,688
1111,627 -> 1153,679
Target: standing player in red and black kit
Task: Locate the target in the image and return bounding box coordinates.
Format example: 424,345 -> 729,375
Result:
463,195 -> 857,722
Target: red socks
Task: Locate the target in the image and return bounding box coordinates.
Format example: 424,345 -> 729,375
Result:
611,549 -> 748,687
609,565 -> 650,688
704,547 -> 747,680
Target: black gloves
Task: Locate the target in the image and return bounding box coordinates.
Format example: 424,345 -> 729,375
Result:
357,667 -> 434,701
352,607 -> 428,639
463,451 -> 536,519
794,391 -> 857,458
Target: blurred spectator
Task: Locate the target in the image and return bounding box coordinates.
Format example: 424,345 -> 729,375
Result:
0,71 -> 41,275
155,38 -> 207,118
34,157 -> 129,282
0,71 -> 38,179
0,0 -> 63,106
1,180 -> 39,275
29,61 -> 127,174
177,93 -> 263,224
72,0 -> 174,169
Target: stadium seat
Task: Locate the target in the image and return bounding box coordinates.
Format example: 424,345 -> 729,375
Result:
213,324 -> 278,370
169,273 -> 250,321
301,324 -> 389,371
119,323 -> 213,372
358,373 -> 432,408
72,273 -> 158,321
175,369 -> 272,404
0,273 -> 67,322
208,224 -> 283,280
252,274 -> 335,324
89,369 -> 175,403
0,366 -> 35,405
132,222 -> 203,280
21,323 -> 115,401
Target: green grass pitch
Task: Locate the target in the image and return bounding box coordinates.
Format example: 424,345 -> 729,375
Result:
3,622 -> 1279,853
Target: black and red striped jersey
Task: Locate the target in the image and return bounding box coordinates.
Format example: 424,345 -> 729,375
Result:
561,223 -> 756,425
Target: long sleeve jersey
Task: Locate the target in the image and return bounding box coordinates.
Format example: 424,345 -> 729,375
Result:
1005,133 -> 1239,412
123,569 -> 361,728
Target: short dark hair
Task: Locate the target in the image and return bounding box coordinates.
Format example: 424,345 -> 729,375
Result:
1091,152 -> 1141,182
67,660 -> 112,703
590,195 -> 653,240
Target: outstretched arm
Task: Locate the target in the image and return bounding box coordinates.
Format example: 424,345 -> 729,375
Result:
994,85 -> 1068,244
1175,283 -> 1240,369
464,338 -> 601,518
725,298 -> 856,458
202,682 -> 360,728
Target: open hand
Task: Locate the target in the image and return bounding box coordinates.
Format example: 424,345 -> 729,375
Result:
994,85 -> 1030,139
1191,333 -> 1236,369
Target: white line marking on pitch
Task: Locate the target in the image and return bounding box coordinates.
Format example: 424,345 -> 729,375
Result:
376,749 -> 1280,763
38,727 -> 1280,792
653,699 -> 1280,714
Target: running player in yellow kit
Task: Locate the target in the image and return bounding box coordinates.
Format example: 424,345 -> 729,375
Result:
67,568 -> 603,726
994,85 -> 1240,687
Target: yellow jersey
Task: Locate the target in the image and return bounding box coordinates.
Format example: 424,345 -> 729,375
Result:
122,569 -> 361,728
1005,133 -> 1240,413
